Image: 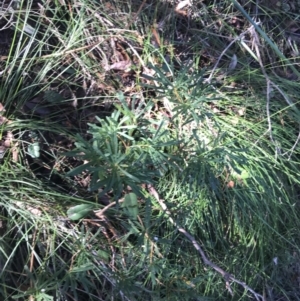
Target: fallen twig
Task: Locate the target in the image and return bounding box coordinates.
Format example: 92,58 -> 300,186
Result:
147,184 -> 264,301
94,198 -> 125,218
204,24 -> 257,84
249,24 -> 300,159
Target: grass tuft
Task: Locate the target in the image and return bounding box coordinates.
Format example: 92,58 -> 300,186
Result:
0,0 -> 300,300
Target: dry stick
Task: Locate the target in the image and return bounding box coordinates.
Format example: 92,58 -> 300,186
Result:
205,25 -> 256,84
125,0 -> 147,30
249,26 -> 300,159
29,228 -> 38,301
147,184 -> 264,301
284,126 -> 300,160
94,198 -> 125,218
250,26 -> 276,156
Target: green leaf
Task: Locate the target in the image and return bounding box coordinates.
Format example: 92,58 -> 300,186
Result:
36,293 -> 54,301
123,192 -> 139,220
70,263 -> 94,272
240,169 -> 250,179
231,167 -> 250,180
97,168 -> 106,181
119,167 -> 141,182
67,204 -> 94,221
28,142 -> 40,158
97,249 -> 110,262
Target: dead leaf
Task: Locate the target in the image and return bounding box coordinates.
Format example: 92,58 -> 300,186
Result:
4,131 -> 13,147
105,60 -> 131,71
176,0 -> 191,11
15,201 -> 42,216
227,181 -> 235,188
0,103 -> 5,112
0,146 -> 7,159
238,108 -> 245,116
151,25 -> 161,48
24,97 -> 51,116
5,131 -> 18,162
0,115 -> 8,125
12,143 -> 19,162
175,0 -> 191,16
142,66 -> 156,77
228,54 -> 237,71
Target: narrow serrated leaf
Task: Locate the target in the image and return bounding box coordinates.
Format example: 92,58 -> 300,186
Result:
67,204 -> 94,221
123,193 -> 139,220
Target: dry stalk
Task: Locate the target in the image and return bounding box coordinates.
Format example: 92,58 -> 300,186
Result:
147,184 -> 265,301
204,24 -> 257,84
249,25 -> 300,159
